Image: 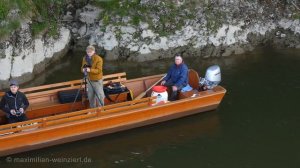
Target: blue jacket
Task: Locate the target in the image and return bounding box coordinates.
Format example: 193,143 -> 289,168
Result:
164,63 -> 189,87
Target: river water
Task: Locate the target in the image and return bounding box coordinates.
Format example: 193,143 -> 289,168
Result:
1,47 -> 300,168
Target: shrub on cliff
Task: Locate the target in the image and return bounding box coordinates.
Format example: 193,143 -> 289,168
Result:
0,0 -> 67,39
0,3 -> 9,20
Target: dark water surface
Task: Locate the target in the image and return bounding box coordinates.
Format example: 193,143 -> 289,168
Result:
1,47 -> 300,168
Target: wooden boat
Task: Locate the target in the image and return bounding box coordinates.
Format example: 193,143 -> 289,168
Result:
0,69 -> 226,156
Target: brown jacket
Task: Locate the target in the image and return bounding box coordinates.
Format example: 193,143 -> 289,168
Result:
81,54 -> 103,80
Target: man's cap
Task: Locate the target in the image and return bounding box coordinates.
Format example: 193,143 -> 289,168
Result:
9,79 -> 19,86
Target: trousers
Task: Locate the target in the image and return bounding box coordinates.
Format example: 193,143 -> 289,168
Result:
163,81 -> 184,101
7,114 -> 27,124
87,79 -> 105,108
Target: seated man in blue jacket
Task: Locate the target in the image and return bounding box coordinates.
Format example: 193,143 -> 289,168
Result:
0,80 -> 29,124
161,54 -> 189,101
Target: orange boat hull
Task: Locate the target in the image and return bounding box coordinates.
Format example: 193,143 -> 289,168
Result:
0,70 -> 226,156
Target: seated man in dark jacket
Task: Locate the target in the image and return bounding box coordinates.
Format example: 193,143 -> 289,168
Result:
161,54 -> 189,101
0,80 -> 29,124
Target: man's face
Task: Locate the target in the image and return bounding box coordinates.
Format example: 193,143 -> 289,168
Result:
86,49 -> 95,57
10,85 -> 19,94
175,56 -> 183,65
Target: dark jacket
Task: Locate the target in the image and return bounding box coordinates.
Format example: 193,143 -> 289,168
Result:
0,91 -> 29,117
164,63 -> 189,87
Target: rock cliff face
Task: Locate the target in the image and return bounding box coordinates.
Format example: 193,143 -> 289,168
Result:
1,0 -> 300,88
0,24 -> 70,88
0,1 -> 76,88
67,0 -> 300,61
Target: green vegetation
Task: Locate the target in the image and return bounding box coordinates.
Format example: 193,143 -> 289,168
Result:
292,12 -> 300,20
0,0 -> 65,39
92,0 -> 197,36
93,0 -> 142,26
0,20 -> 21,39
203,3 -> 224,33
1,0 -> 296,41
30,0 -> 65,37
0,3 -> 9,20
14,0 -> 33,15
0,0 -> 31,39
0,1 -> 19,39
31,22 -> 48,36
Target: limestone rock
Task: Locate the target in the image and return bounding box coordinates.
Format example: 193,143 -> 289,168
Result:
0,27 -> 71,87
79,4 -> 101,24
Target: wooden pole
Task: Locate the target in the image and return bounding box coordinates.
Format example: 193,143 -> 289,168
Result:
134,75 -> 166,100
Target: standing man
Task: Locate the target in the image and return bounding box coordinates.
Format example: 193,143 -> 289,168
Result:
81,45 -> 105,108
0,80 -> 29,123
161,54 -> 189,101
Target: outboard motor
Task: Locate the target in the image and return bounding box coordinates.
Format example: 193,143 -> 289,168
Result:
199,65 -> 221,90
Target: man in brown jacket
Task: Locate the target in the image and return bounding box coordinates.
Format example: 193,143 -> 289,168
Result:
81,45 -> 105,108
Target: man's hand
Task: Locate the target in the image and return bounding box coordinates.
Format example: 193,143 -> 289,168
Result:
82,68 -> 91,73
172,86 -> 178,91
161,80 -> 166,85
10,109 -> 16,115
19,108 -> 24,114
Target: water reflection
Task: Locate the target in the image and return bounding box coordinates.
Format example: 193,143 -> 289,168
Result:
2,112 -> 221,167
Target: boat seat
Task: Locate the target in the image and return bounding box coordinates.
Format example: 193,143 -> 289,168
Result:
178,70 -> 200,99
178,89 -> 199,99
188,69 -> 200,89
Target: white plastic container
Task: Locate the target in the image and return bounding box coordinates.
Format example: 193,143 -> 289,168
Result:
151,86 -> 168,105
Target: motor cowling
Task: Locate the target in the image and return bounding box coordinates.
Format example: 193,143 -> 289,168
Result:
199,65 -> 221,90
